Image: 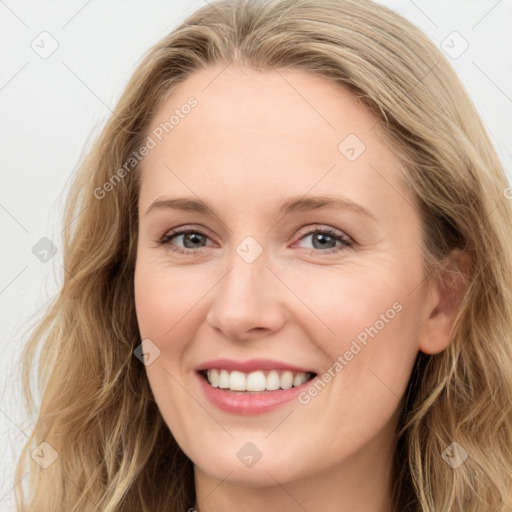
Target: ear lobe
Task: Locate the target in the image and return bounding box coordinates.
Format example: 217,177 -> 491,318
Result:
418,249 -> 472,355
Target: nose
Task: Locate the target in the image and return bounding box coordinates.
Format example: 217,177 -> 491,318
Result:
205,247 -> 287,341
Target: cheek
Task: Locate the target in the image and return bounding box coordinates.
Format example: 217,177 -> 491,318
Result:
133,259 -> 205,448
285,262 -> 409,347
133,259 -> 202,393
134,257 -> 205,340
289,263 -> 421,402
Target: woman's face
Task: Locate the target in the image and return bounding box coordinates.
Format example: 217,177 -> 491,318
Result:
134,64 -> 444,489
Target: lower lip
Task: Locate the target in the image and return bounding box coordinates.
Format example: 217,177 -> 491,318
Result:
196,371 -> 315,415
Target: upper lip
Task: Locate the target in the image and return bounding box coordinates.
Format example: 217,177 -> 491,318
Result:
196,358 -> 316,374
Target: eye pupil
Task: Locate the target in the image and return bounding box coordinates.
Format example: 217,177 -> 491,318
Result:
183,232 -> 205,248
313,233 -> 336,249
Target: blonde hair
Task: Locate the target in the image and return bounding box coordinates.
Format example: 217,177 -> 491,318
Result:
13,0 -> 512,510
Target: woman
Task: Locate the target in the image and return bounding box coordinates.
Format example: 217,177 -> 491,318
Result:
14,0 -> 512,510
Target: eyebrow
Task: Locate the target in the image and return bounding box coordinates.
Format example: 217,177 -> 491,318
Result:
144,195 -> 376,220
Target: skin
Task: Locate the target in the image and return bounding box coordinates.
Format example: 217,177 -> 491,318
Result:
134,63 -> 466,512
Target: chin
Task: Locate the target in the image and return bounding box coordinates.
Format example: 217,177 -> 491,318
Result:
198,461 -> 296,488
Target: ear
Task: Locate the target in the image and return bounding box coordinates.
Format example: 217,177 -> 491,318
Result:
418,248 -> 472,355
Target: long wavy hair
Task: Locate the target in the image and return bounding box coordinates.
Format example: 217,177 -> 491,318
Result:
13,0 -> 512,510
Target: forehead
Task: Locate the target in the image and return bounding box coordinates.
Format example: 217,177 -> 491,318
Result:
139,64 -> 412,224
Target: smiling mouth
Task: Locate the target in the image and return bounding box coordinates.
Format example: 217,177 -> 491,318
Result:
198,369 -> 317,393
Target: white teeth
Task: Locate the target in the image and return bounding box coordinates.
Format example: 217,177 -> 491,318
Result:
266,370 -> 280,390
280,370 -> 294,389
229,371 -> 246,391
208,369 -> 219,388
218,369 -> 230,389
293,372 -> 308,387
204,369 -> 313,391
246,371 -> 266,391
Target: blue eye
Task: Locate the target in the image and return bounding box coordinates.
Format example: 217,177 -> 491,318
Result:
157,226 -> 353,256
296,227 -> 353,253
158,229 -> 211,255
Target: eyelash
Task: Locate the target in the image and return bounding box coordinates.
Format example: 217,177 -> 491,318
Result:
156,225 -> 354,256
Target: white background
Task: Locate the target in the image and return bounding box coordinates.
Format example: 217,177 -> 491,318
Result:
1,0 -> 511,509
